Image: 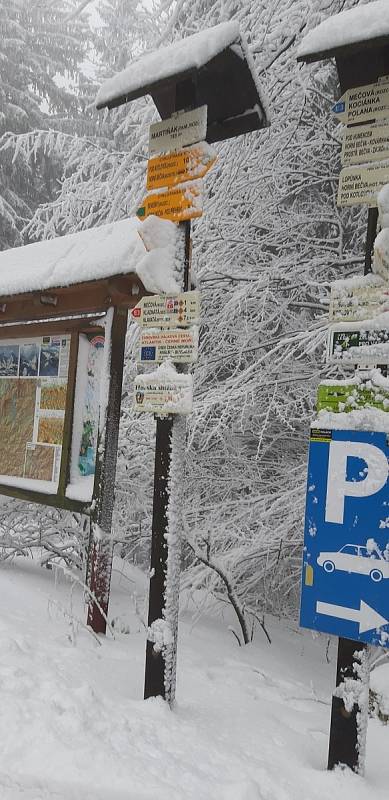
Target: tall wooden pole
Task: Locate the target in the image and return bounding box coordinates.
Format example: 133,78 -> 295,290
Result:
87,306 -> 128,633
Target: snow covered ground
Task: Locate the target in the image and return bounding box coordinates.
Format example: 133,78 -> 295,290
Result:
0,557 -> 389,800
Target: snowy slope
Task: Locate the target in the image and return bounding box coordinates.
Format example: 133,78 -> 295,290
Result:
0,558 -> 388,799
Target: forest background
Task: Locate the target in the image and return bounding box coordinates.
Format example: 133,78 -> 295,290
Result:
0,0 -> 369,642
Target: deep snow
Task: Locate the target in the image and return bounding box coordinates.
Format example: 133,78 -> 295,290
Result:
0,557 -> 389,799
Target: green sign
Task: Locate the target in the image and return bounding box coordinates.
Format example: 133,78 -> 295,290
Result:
317,382 -> 389,413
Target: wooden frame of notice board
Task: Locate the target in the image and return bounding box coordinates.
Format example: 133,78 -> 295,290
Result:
0,272 -> 146,515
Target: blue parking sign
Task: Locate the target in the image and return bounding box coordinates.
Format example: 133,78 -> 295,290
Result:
300,428 -> 389,647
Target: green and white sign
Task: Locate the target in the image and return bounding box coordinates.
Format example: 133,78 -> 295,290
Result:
317,381 -> 389,413
327,327 -> 389,365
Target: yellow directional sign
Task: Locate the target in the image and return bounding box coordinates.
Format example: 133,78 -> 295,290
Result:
341,123 -> 389,166
136,180 -> 203,222
146,142 -> 217,191
332,80 -> 389,125
337,163 -> 389,207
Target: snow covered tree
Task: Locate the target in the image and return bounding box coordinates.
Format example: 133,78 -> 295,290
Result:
0,0 -> 89,248
0,0 -> 370,638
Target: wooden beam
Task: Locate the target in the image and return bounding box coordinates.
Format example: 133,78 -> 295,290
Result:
0,481 -> 90,514
0,273 -> 146,324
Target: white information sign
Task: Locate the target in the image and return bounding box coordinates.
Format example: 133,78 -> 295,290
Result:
332,81 -> 389,125
134,373 -> 193,415
337,163 -> 389,207
138,328 -> 198,364
149,106 -> 208,156
329,282 -> 389,323
131,290 -> 200,328
341,123 -> 389,166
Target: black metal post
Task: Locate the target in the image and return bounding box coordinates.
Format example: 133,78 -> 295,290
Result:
144,416 -> 173,698
328,200 -> 377,772
364,207 -> 379,275
327,638 -> 368,771
144,79 -> 196,702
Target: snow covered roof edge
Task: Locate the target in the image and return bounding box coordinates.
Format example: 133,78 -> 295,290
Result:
298,0 -> 389,63
96,21 -> 241,109
0,217 -> 179,298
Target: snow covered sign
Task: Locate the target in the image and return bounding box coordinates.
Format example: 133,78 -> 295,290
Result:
338,163 -> 389,207
332,81 -> 389,125
149,106 -> 208,156
138,328 -> 198,364
329,278 -> 389,322
301,428 -> 389,647
131,291 -> 200,328
134,368 -> 193,415
137,181 -> 203,223
146,142 -> 217,190
96,22 -> 269,144
341,122 -> 389,167
327,327 -> 389,366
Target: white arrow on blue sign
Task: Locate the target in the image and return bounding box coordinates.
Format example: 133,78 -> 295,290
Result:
300,428 -> 389,647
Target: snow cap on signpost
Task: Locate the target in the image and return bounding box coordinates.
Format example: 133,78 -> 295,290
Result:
96,21 -> 269,143
297,0 -> 389,93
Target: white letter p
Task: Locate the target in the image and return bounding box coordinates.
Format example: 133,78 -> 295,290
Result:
325,440 -> 388,525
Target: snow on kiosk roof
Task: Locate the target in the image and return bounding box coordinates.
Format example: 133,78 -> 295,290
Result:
96,21 -> 269,143
0,216 -> 178,325
298,1 -> 389,91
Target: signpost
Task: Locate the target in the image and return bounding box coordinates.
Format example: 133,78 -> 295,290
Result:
298,18 -> 389,774
131,290 -> 200,328
329,280 -> 389,322
332,80 -> 389,125
96,21 -> 270,710
136,180 -> 203,222
134,371 -> 193,414
338,162 -> 389,207
148,105 -> 208,155
138,328 -> 198,364
327,326 -> 389,365
341,122 -> 389,166
301,428 -> 389,647
146,143 -> 217,190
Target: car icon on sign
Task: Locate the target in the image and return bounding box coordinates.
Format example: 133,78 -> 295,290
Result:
317,544 -> 389,582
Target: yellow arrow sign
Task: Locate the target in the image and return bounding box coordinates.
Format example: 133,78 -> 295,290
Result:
136,180 -> 203,223
146,142 -> 217,190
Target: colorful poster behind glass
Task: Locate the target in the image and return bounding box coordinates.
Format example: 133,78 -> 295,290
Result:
78,334 -> 105,477
0,335 -> 70,486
